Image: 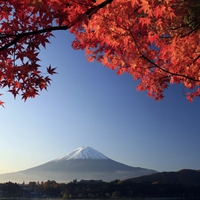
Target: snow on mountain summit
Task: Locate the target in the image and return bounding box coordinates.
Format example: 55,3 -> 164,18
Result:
55,146 -> 109,161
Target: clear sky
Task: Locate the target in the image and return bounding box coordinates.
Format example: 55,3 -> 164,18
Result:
0,30 -> 200,175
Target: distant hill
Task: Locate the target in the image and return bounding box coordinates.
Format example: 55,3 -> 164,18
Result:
125,169 -> 200,185
0,146 -> 157,183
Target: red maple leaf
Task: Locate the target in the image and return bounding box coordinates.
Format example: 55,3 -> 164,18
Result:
0,100 -> 4,108
47,65 -> 57,75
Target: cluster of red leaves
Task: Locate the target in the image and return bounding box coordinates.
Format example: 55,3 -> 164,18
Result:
0,0 -> 200,107
71,0 -> 200,102
0,0 -> 105,106
0,0 -> 52,106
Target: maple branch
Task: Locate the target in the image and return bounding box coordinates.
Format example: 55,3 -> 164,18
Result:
0,0 -> 113,52
191,54 -> 200,65
142,53 -> 200,83
0,26 -> 72,52
129,29 -> 200,83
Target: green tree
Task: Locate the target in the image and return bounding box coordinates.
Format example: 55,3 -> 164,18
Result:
111,190 -> 121,198
184,0 -> 200,29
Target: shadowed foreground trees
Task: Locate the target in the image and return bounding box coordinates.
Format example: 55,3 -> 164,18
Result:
1,180 -> 200,198
0,0 -> 200,106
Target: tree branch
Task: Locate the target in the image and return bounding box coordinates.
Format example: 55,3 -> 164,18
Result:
129,29 -> 200,83
0,0 -> 113,52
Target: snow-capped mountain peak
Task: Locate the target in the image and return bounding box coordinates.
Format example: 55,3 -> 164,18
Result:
55,146 -> 109,161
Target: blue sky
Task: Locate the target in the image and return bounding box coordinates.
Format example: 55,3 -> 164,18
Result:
0,30 -> 200,175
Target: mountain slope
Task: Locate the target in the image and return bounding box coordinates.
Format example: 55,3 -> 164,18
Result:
125,169 -> 200,185
0,146 -> 157,183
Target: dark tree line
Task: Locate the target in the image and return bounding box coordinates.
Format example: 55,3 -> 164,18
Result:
0,179 -> 200,198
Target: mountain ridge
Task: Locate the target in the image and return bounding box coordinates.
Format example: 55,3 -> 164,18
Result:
124,169 -> 200,185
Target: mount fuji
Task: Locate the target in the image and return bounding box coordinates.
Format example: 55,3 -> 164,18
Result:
54,146 -> 109,160
0,146 -> 157,183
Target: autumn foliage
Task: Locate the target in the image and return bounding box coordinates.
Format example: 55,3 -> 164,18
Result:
0,0 -> 200,106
